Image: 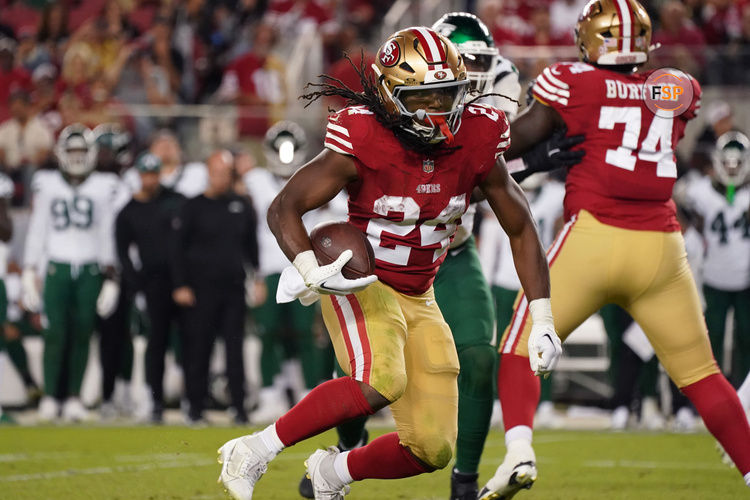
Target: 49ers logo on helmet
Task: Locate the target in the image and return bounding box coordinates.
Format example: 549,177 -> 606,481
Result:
379,39 -> 400,67
434,70 -> 447,80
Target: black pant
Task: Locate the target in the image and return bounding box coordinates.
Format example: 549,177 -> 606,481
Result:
182,282 -> 246,417
144,277 -> 182,406
98,283 -> 133,401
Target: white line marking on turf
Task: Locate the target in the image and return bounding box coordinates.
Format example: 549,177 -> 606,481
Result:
0,458 -> 215,482
583,459 -> 729,471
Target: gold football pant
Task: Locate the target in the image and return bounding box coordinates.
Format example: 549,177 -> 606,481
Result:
499,210 -> 719,388
321,280 -> 459,468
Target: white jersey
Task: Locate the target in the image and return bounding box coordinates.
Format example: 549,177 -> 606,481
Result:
123,161 -> 208,198
453,54 -> 522,249
24,170 -> 119,269
478,54 -> 522,120
685,176 -> 750,291
245,168 -> 347,277
480,180 -> 565,289
0,173 -> 13,278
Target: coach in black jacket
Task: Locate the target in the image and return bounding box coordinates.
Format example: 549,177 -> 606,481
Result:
170,149 -> 259,424
116,153 -> 186,423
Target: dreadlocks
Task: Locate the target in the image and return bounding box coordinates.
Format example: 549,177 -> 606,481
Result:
300,52 -> 519,156
300,53 -> 453,156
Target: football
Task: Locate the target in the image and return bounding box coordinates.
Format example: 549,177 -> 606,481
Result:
310,222 -> 376,279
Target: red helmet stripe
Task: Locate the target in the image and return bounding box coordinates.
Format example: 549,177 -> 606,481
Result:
613,0 -> 633,53
412,27 -> 446,63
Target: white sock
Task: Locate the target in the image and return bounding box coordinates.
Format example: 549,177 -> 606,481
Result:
258,424 -> 285,456
505,425 -> 533,447
334,450 -> 354,484
737,372 -> 750,410
745,471 -> 750,487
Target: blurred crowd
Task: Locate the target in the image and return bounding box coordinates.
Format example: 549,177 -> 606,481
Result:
0,0 -> 748,428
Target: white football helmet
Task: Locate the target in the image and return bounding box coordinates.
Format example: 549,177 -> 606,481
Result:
55,124 -> 98,178
263,121 -> 308,178
712,131 -> 750,188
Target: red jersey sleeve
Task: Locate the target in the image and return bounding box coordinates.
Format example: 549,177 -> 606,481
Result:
323,106 -> 375,157
462,104 -> 511,184
682,75 -> 702,120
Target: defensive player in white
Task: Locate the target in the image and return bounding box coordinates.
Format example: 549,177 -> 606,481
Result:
245,121 -> 347,423
684,131 -> 750,384
0,171 -> 14,423
23,124 -> 120,422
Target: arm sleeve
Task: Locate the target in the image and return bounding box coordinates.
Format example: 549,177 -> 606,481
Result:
23,187 -> 49,271
169,200 -> 191,289
115,207 -> 139,289
97,191 -> 117,268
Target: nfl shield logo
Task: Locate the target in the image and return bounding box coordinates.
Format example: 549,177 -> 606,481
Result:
423,159 -> 434,173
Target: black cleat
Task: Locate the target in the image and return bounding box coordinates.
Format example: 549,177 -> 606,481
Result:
450,469 -> 479,500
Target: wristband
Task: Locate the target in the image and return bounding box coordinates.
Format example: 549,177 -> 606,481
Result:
292,250 -> 318,282
528,298 -> 554,328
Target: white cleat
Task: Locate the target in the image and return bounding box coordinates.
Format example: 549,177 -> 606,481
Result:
640,397 -> 665,431
217,433 -> 275,500
534,401 -> 561,429
62,398 -> 90,423
304,447 -> 351,499
671,407 -> 697,433
478,441 -> 537,500
610,406 -> 630,431
38,396 -> 59,423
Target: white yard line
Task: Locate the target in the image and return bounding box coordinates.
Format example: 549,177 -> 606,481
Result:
0,458 -> 215,482
582,459 -> 729,471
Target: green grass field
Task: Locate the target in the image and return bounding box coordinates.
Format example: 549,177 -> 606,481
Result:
0,426 -> 746,499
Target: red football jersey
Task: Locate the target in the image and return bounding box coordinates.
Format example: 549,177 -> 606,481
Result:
532,62 -> 701,232
324,105 -> 510,295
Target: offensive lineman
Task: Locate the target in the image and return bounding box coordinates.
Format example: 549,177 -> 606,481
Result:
23,124 -> 120,422
217,27 -> 557,499
479,0 -> 750,497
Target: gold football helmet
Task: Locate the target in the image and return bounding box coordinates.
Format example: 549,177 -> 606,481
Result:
372,27 -> 468,143
575,0 -> 651,66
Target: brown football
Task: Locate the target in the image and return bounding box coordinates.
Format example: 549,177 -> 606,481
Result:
310,222 -> 376,279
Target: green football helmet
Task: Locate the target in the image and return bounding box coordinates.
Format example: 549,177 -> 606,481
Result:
93,123 -> 132,171
432,12 -> 498,95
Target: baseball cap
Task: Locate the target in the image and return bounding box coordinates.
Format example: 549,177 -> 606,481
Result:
135,152 -> 162,172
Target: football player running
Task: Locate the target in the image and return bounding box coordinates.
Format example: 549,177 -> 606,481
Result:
294,13 -> 583,500
23,124 -> 120,422
479,1 -> 750,498
217,27 -> 555,500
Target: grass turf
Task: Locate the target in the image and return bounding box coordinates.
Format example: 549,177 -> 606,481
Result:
0,426 -> 746,499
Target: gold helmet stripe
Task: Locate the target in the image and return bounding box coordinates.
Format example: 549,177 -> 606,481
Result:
613,0 -> 633,53
411,27 -> 447,68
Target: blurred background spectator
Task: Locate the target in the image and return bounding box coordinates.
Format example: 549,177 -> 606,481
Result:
0,0 -> 749,429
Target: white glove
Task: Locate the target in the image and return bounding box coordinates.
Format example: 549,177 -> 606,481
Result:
527,298 -> 562,376
293,249 -> 377,295
96,279 -> 120,318
21,268 -> 41,312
